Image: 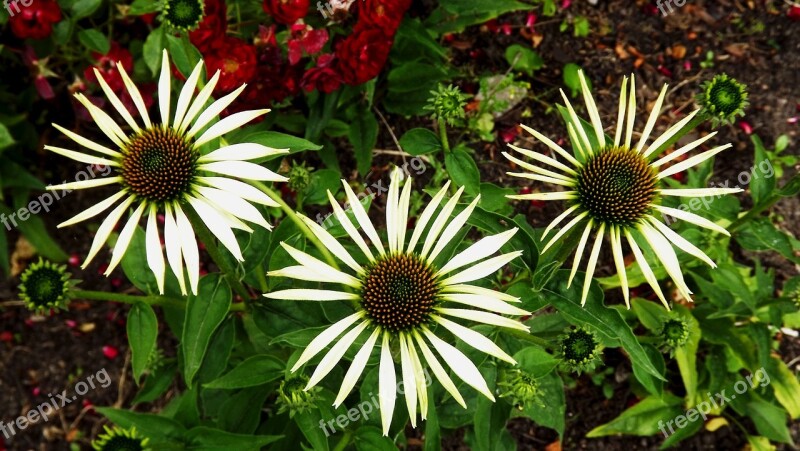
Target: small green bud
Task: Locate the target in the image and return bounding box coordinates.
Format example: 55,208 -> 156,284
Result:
19,259 -> 72,314
276,375 -> 319,417
287,163 -> 313,194
559,327 -> 602,374
697,74 -> 749,127
92,426 -> 150,451
162,0 -> 205,31
425,84 -> 469,126
661,317 -> 689,349
496,367 -> 541,410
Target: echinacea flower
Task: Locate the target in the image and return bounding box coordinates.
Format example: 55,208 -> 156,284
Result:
47,50 -> 287,295
266,168 -> 530,435
92,425 -> 149,451
505,71 -> 741,308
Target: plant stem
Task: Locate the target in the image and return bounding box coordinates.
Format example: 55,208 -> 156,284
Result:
184,208 -> 253,302
71,290 -> 185,309
728,193 -> 781,233
507,328 -> 552,349
251,181 -> 340,270
438,117 -> 451,153
332,430 -> 353,451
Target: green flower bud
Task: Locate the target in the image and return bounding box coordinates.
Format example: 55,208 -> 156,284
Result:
19,259 -> 72,314
697,74 -> 749,127
92,426 -> 150,451
162,0 -> 205,31
496,367 -> 541,410
287,163 -> 313,194
661,317 -> 689,349
425,84 -> 469,126
276,375 -> 319,417
559,327 -> 602,374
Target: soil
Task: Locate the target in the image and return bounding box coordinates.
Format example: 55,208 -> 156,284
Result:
1,0 -> 799,450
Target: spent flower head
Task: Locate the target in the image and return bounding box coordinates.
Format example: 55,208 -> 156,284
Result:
697,74 -> 749,127
496,367 -> 541,410
276,375 -> 320,417
162,0 -> 205,31
661,317 -> 689,349
425,84 -> 469,126
19,259 -> 72,314
92,426 -> 150,451
559,327 -> 602,374
287,162 -> 313,194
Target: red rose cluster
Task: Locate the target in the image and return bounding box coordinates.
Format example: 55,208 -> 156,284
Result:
8,0 -> 62,40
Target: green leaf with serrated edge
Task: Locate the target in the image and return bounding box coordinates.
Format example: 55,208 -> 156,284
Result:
128,303 -> 158,383
182,274 -> 231,385
587,394 -> 683,437
203,355 -> 284,389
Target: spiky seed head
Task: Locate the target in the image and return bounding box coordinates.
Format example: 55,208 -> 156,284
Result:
425,84 -> 469,126
162,0 -> 205,31
276,375 -> 319,417
496,366 -> 542,410
92,426 -> 150,451
697,74 -> 749,127
661,318 -> 689,349
287,162 -> 313,194
19,259 -> 72,314
559,327 -> 602,374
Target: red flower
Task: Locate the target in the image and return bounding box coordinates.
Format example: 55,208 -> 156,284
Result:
203,36 -> 258,93
263,0 -> 310,25
358,0 -> 411,33
335,27 -> 393,85
287,25 -> 329,65
302,54 -> 342,94
190,0 -> 227,50
83,42 -> 134,93
9,0 -> 62,40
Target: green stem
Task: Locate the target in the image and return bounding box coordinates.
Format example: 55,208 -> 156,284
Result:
507,328 -> 552,349
184,208 -> 253,302
332,429 -> 353,451
438,117 -> 451,153
251,181 -> 340,270
647,115 -> 705,159
71,290 -> 185,309
728,193 -> 781,233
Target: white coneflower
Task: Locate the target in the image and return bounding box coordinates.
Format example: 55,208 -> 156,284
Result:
47,49 -> 287,295
265,168 -> 529,436
505,71 -> 741,308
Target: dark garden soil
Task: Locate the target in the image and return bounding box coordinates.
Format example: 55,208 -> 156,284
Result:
1,0 -> 799,449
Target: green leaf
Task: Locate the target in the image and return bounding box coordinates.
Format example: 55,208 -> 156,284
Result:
587,394 -> 683,437
71,0 -> 103,19
0,123 -> 15,151
127,303 -> 158,383
674,306 -> 701,406
166,34 -> 202,78
354,425 -> 397,451
742,396 -> 793,444
750,135 -> 776,205
217,387 -> 271,434
120,227 -> 161,294
424,387 -> 441,451
132,361 -> 177,404
16,213 -> 68,262
305,169 -> 341,205
399,128 -> 442,156
295,409 -> 331,451
129,0 -> 160,14
349,109 -> 379,176
185,427 -> 282,450
767,357 -> 800,419
429,0 -> 530,33
632,344 -> 665,396
562,63 -> 587,98
473,366 -> 510,451
182,275 -> 231,385
95,407 -> 186,440
77,29 -> 110,54
504,44 -> 544,76
518,371 -> 565,437
203,355 -> 285,389
631,298 -> 669,332
143,27 -> 166,76
195,318 -> 236,384
231,130 -> 322,158
445,147 -> 480,196
514,346 -> 560,378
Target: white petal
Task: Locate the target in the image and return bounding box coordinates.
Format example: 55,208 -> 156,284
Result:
180,70 -> 220,132
48,177 -> 122,191
198,143 -> 289,163
73,94 -> 127,147
440,252 -> 522,286
502,152 -> 575,182
625,229 -> 669,309
58,190 -> 127,228
307,321 -> 369,389
163,206 -> 187,296
172,59 -> 205,130
542,204 -> 580,240
567,122 -> 588,159
328,190 -> 374,261
264,289 -> 361,301
437,308 -> 529,331
195,186 -> 271,230
653,205 -> 730,235
195,109 -> 270,146
519,124 -> 581,167
625,74 -> 636,148
542,211 -> 589,253
105,202 -> 146,275
117,62 -> 151,129
93,68 -> 140,132
508,143 -> 577,175
45,145 -> 118,167
290,312 -> 364,371
420,186 -> 464,259
174,204 -> 200,295
657,144 -> 733,179
507,191 -> 578,201
399,332 -> 418,427
199,161 -> 287,182
279,242 -> 361,288
406,335 -> 428,420
407,181 -> 450,253
82,196 -> 135,268
187,196 -> 243,261
333,328 -> 380,408
651,131 -> 718,168
613,76 -> 628,148
643,109 -> 701,159
342,180 -> 385,255
396,174 -> 412,254
146,206 -> 166,294
268,265 -> 346,284
428,195 -> 480,263
441,284 -> 521,304
412,330 -> 466,408
559,90 -> 593,155
635,83 -> 668,153
434,315 -> 515,364
437,228 -> 517,276
186,84 -> 247,138
158,49 -> 171,126
198,176 -> 278,207
379,333 -> 396,436
506,171 -> 576,187
385,169 -> 400,253
646,215 -> 716,268
581,223 -> 605,306
52,123 -> 121,158
638,223 -> 693,302
609,226 -> 630,308
568,220 -> 594,287
423,328 -> 494,401
298,215 -> 362,273
578,70 -> 606,149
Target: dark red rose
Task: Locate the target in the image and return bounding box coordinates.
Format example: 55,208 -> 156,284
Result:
9,0 -> 62,40
358,0 -> 411,33
83,42 -> 134,93
301,54 -> 341,94
335,27 -> 393,85
203,36 -> 257,93
190,0 -> 227,50
263,0 -> 310,25
287,25 -> 329,65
